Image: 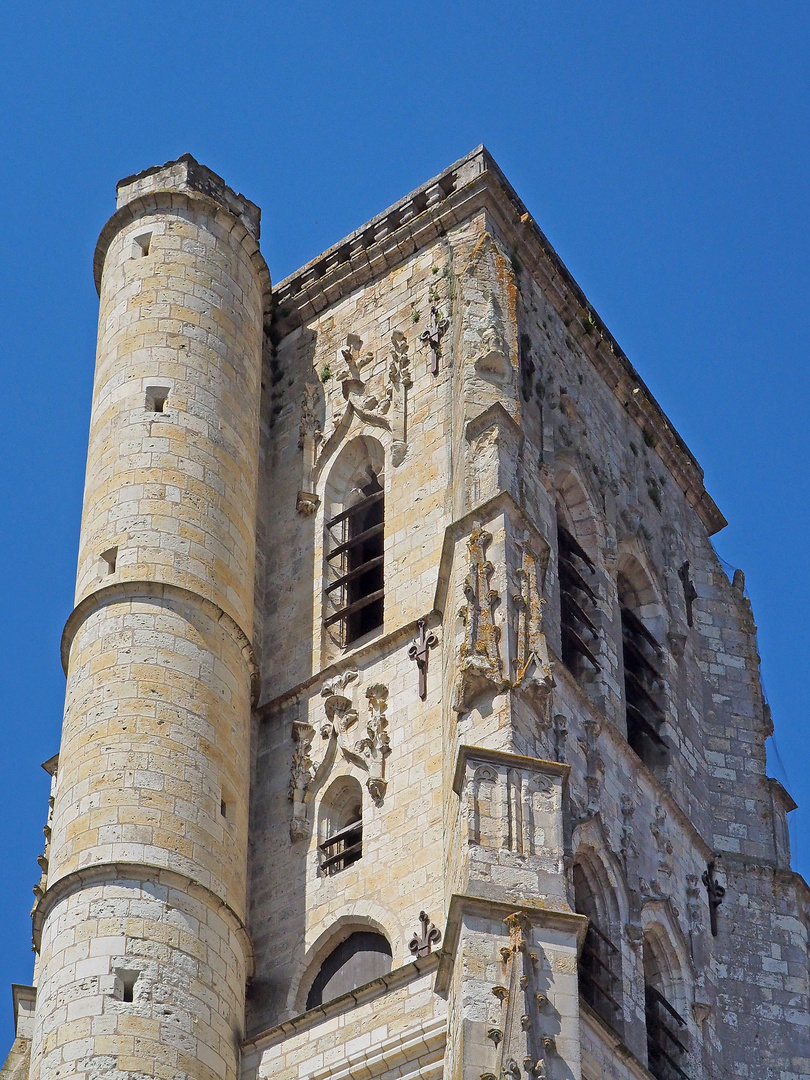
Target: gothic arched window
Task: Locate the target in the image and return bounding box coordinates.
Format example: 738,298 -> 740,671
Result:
318,776 -> 363,876
617,561 -> 669,777
643,934 -> 689,1080
305,931 -> 392,1010
323,437 -> 385,648
573,862 -> 622,1033
555,471 -> 601,689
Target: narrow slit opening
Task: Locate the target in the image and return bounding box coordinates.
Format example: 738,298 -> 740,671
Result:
145,386 -> 169,413
131,232 -> 152,258
117,970 -> 139,1003
99,547 -> 117,577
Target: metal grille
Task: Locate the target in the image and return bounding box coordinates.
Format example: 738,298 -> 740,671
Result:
318,819 -> 362,876
578,921 -> 621,1031
558,524 -> 600,677
621,606 -> 667,769
324,486 -> 384,643
645,985 -> 690,1080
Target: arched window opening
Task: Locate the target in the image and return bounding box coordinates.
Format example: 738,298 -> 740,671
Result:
324,466 -> 384,646
318,776 -> 363,876
557,519 -> 600,682
573,864 -> 621,1033
618,572 -> 668,775
644,938 -> 689,1080
305,931 -> 392,1010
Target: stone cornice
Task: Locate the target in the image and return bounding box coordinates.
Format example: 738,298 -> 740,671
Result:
61,579 -> 260,706
451,744 -> 570,796
435,892 -> 588,995
30,861 -> 255,978
93,187 -> 272,323
241,953 -> 441,1052
271,145 -> 726,537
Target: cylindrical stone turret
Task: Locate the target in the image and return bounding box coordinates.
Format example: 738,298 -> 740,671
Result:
29,156 -> 269,1080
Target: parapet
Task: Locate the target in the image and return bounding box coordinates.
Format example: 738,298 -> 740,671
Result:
115,152 -> 261,240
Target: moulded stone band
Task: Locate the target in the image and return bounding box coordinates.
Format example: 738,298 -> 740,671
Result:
60,578 -> 261,705
30,860 -> 255,980
92,188 -> 273,319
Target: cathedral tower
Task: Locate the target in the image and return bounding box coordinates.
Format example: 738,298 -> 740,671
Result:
28,157 -> 269,1080
2,149 -> 807,1080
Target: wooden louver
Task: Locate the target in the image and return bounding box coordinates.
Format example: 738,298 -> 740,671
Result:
324,484 -> 384,643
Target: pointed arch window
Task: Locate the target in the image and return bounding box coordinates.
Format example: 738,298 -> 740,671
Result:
643,938 -> 690,1080
558,522 -> 600,680
305,931 -> 392,1010
573,863 -> 621,1033
618,572 -> 668,773
324,473 -> 384,645
318,776 -> 363,876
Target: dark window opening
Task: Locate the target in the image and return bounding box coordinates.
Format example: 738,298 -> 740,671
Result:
306,931 -> 392,1010
220,799 -> 227,818
645,984 -> 689,1080
621,605 -> 668,773
319,805 -> 362,876
324,477 -> 384,645
99,546 -> 118,576
118,970 -> 139,1003
558,524 -> 600,680
146,385 -> 169,413
132,232 -> 151,257
574,865 -> 621,1033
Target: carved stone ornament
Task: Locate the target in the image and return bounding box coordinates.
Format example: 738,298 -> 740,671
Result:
320,671 -> 391,805
359,684 -> 392,805
310,332 -> 413,485
577,720 -> 604,817
420,304 -> 449,376
512,535 -> 554,705
288,720 -> 315,841
288,671 -> 393,837
296,382 -> 322,514
484,913 -> 553,1078
388,330 -> 412,467
408,910 -> 442,958
453,522 -> 504,713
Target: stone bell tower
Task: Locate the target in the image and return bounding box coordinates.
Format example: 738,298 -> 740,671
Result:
27,157 -> 269,1080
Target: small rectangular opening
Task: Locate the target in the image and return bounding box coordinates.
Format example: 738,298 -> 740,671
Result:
145,386 -> 170,413
116,969 -> 139,1003
220,799 -> 227,818
131,232 -> 152,258
99,547 -> 117,577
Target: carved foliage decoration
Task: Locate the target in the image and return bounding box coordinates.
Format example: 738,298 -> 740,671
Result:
463,232 -> 518,389
577,720 -> 604,818
289,720 -> 316,841
304,333 -> 412,497
388,330 -> 412,466
484,913 -> 554,1079
512,535 -> 554,704
297,383 -> 322,514
359,684 -> 392,805
454,522 -> 504,712
288,670 -> 392,838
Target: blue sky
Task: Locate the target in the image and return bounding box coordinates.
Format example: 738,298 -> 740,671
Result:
1,1 -> 808,1052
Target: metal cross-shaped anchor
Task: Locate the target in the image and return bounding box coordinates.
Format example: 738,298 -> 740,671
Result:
408,910 -> 442,958
678,560 -> 698,627
408,618 -> 437,701
702,860 -> 726,936
420,305 -> 449,376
